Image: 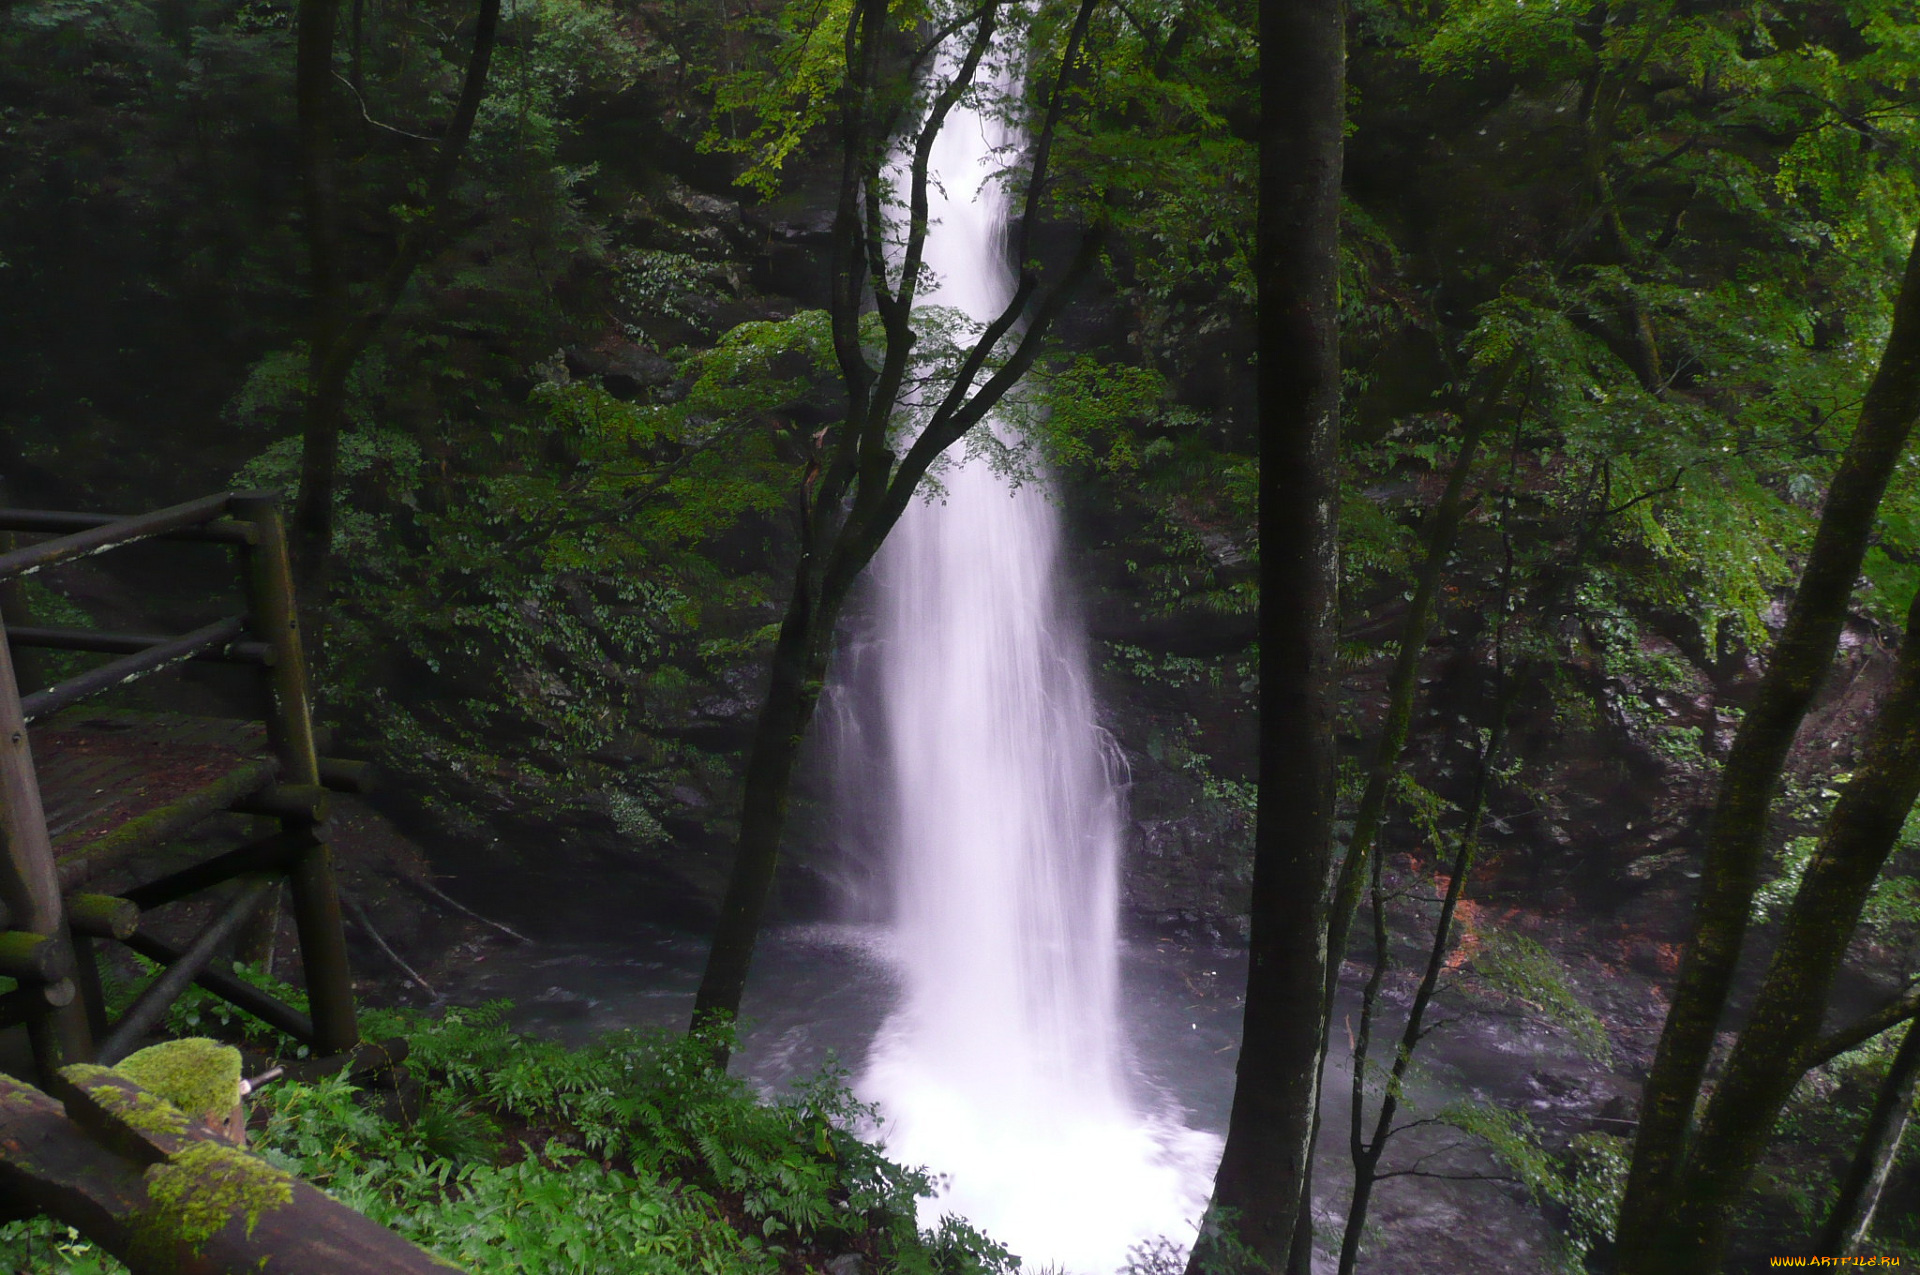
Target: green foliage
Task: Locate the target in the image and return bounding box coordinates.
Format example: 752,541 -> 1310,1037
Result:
99,956 -> 313,1058
701,0 -> 859,197
1751,833 -> 1822,925
0,1003 -> 1018,1275
317,1004 -> 1012,1275
1427,1103 -> 1626,1272
1466,929 -> 1613,1066
0,1221 -> 124,1275
228,307 -> 830,843
1559,1132 -> 1631,1266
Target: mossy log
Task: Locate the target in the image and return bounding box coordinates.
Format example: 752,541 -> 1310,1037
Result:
0,930 -> 68,982
66,894 -> 140,941
0,1069 -> 457,1273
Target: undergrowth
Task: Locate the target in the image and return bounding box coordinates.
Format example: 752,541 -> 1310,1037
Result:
0,1001 -> 1014,1275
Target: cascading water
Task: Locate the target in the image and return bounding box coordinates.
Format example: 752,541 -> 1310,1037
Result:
850,33 -> 1219,1275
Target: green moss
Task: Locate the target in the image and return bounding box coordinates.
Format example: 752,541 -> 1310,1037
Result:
61,1063 -> 193,1141
134,1141 -> 294,1263
113,1039 -> 242,1123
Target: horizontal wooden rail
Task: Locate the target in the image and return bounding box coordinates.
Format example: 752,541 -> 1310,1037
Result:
230,783 -> 329,822
0,930 -> 69,982
20,615 -> 249,722
123,830 -> 308,912
65,894 -> 140,942
0,508 -> 258,547
8,625 -> 273,665
0,494 -> 242,581
0,508 -> 256,545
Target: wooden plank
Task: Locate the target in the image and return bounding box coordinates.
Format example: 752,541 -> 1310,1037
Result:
34,714 -> 278,877
0,1074 -> 149,1255
53,759 -> 278,887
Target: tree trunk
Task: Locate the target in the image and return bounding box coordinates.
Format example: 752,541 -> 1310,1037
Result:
1645,581 -> 1920,1268
1820,1019 -> 1920,1257
1616,226 -> 1920,1271
690,549 -> 834,1049
290,0 -> 502,599
1188,0 -> 1344,1270
1321,356 -> 1520,1010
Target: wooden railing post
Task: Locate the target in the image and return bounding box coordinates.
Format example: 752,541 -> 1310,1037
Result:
229,492 -> 358,1055
0,616 -> 91,1071
0,531 -> 45,693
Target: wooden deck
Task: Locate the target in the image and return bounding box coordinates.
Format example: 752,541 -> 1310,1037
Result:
34,711 -> 278,889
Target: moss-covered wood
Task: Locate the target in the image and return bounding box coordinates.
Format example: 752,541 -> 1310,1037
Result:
0,1069 -> 458,1274
231,492 -> 359,1056
65,893 -> 140,942
0,612 -> 91,1071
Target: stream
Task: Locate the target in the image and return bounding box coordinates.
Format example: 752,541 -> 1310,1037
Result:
429,896 -> 1622,1274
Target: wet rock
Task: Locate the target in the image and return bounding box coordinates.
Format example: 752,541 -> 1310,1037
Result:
563,341 -> 675,397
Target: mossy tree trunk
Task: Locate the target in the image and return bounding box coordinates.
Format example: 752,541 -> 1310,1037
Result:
1615,227 -> 1920,1273
1187,0 -> 1344,1271
1639,579 -> 1920,1267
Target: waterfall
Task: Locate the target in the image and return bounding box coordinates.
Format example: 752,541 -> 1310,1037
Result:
849,30 -> 1217,1274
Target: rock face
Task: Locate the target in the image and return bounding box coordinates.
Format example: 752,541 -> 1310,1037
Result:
562,340 -> 676,398
1070,497 -> 1910,948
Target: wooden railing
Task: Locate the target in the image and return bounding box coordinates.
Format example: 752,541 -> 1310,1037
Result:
0,491 -> 358,1074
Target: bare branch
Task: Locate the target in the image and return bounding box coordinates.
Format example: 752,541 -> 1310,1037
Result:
331,71 -> 439,142
1804,983 -> 1920,1072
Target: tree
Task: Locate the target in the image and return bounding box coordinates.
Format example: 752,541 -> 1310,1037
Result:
292,0 -> 502,601
689,0 -> 1107,1042
1819,1020 -> 1920,1258
1187,0 -> 1344,1269
1614,226 -> 1920,1273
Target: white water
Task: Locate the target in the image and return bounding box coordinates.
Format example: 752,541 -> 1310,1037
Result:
852,35 -> 1219,1275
